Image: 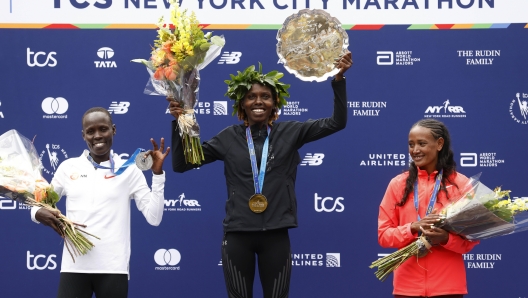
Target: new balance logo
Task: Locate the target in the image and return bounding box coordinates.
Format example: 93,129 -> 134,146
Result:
300,153 -> 325,166
218,52 -> 242,64
108,102 -> 130,114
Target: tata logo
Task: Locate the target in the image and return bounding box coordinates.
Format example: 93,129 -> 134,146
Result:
27,251 -> 57,270
377,51 -> 393,65
314,193 -> 344,212
108,102 -> 130,114
218,51 -> 242,64
27,48 -> 57,67
154,248 -> 181,268
460,153 -> 477,167
300,153 -> 324,166
95,47 -> 117,68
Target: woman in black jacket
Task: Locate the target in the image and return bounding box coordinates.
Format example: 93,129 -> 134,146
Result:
167,52 -> 352,298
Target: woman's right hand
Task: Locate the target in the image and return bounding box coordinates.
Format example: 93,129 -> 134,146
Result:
35,208 -> 64,237
410,214 -> 443,234
166,97 -> 184,120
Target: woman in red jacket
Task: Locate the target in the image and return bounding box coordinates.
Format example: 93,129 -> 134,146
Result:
378,119 -> 479,298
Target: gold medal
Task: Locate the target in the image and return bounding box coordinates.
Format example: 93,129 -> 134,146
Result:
249,194 -> 268,213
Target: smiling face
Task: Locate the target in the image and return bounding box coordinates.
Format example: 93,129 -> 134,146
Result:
240,83 -> 276,127
408,125 -> 444,174
82,111 -> 115,164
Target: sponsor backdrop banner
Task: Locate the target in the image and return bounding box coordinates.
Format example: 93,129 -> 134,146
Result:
0,3 -> 527,298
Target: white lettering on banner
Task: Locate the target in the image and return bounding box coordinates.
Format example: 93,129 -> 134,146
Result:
460,152 -> 505,167
314,193 -> 344,212
108,102 -> 130,114
5,0 -> 524,26
464,253 -> 502,269
300,153 -> 324,166
458,50 -> 500,65
360,153 -> 406,166
218,51 -> 242,64
424,99 -> 467,118
27,48 -> 57,67
291,253 -> 341,267
164,193 -> 202,211
26,251 -> 57,270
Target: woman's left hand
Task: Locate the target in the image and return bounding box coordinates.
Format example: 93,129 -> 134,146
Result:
144,138 -> 170,175
420,225 -> 449,246
334,51 -> 353,81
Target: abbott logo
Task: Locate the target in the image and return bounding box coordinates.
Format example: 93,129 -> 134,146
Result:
314,193 -> 344,212
0,198 -> 16,210
27,251 -> 57,270
42,97 -> 68,115
377,51 -> 393,65
214,101 -> 228,115
300,153 -> 325,166
326,253 -> 340,267
460,153 -> 477,167
27,48 -> 57,67
154,248 -> 181,270
108,102 -> 130,114
218,51 -> 242,64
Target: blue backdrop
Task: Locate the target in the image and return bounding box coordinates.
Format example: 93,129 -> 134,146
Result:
0,25 -> 527,297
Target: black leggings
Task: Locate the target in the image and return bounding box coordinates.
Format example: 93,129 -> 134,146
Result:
57,272 -> 128,298
222,229 -> 292,298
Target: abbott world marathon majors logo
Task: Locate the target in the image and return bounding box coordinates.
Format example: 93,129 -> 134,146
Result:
460,152 -> 505,167
509,92 -> 528,125
154,248 -> 181,271
95,47 -> 117,68
39,143 -> 69,176
424,99 -> 466,118
165,101 -> 228,116
360,153 -> 407,167
348,101 -> 387,116
164,193 -> 201,211
291,253 -> 341,267
42,97 -> 68,119
281,101 -> 308,116
377,51 -> 421,66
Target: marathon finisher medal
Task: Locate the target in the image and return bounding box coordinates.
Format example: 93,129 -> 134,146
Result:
249,194 -> 268,213
135,153 -> 153,171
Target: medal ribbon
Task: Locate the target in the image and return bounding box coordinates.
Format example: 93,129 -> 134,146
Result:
87,148 -> 147,176
246,126 -> 270,194
413,169 -> 443,221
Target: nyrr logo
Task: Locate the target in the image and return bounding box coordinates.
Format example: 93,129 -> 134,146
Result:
95,47 -> 117,68
27,251 -> 57,270
509,92 -> 528,125
39,143 -> 68,176
108,102 -> 130,114
164,193 -> 201,211
424,99 -> 466,118
42,97 -> 68,119
218,51 -> 242,64
376,51 -> 393,65
300,153 -> 324,166
154,248 -> 181,271
213,101 -> 228,115
314,193 -> 344,212
326,253 -> 340,267
27,48 -> 57,67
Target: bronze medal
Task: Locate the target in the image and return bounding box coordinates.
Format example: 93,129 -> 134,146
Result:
249,194 -> 268,213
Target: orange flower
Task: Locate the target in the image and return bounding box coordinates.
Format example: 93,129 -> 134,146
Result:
154,67 -> 165,80
164,66 -> 177,81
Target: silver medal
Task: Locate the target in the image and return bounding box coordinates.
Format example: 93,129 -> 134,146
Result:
135,153 -> 153,171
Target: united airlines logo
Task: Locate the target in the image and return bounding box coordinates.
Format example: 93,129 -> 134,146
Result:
218,51 -> 242,64
42,97 -> 68,119
509,92 -> 528,125
424,99 -> 466,118
108,102 -> 130,114
214,101 -> 228,115
291,252 -> 342,267
326,253 -> 341,267
95,47 -> 117,68
164,193 -> 201,211
300,153 -> 324,166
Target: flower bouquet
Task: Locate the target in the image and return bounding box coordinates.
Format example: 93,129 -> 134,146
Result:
0,129 -> 99,262
132,0 -> 225,165
370,175 -> 528,281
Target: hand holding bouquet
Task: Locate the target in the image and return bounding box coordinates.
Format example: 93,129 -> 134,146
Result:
0,129 -> 99,262
370,174 -> 528,281
132,0 -> 225,164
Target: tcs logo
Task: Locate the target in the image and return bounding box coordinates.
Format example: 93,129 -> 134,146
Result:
27,48 -> 57,67
314,193 -> 344,212
27,251 -> 57,270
